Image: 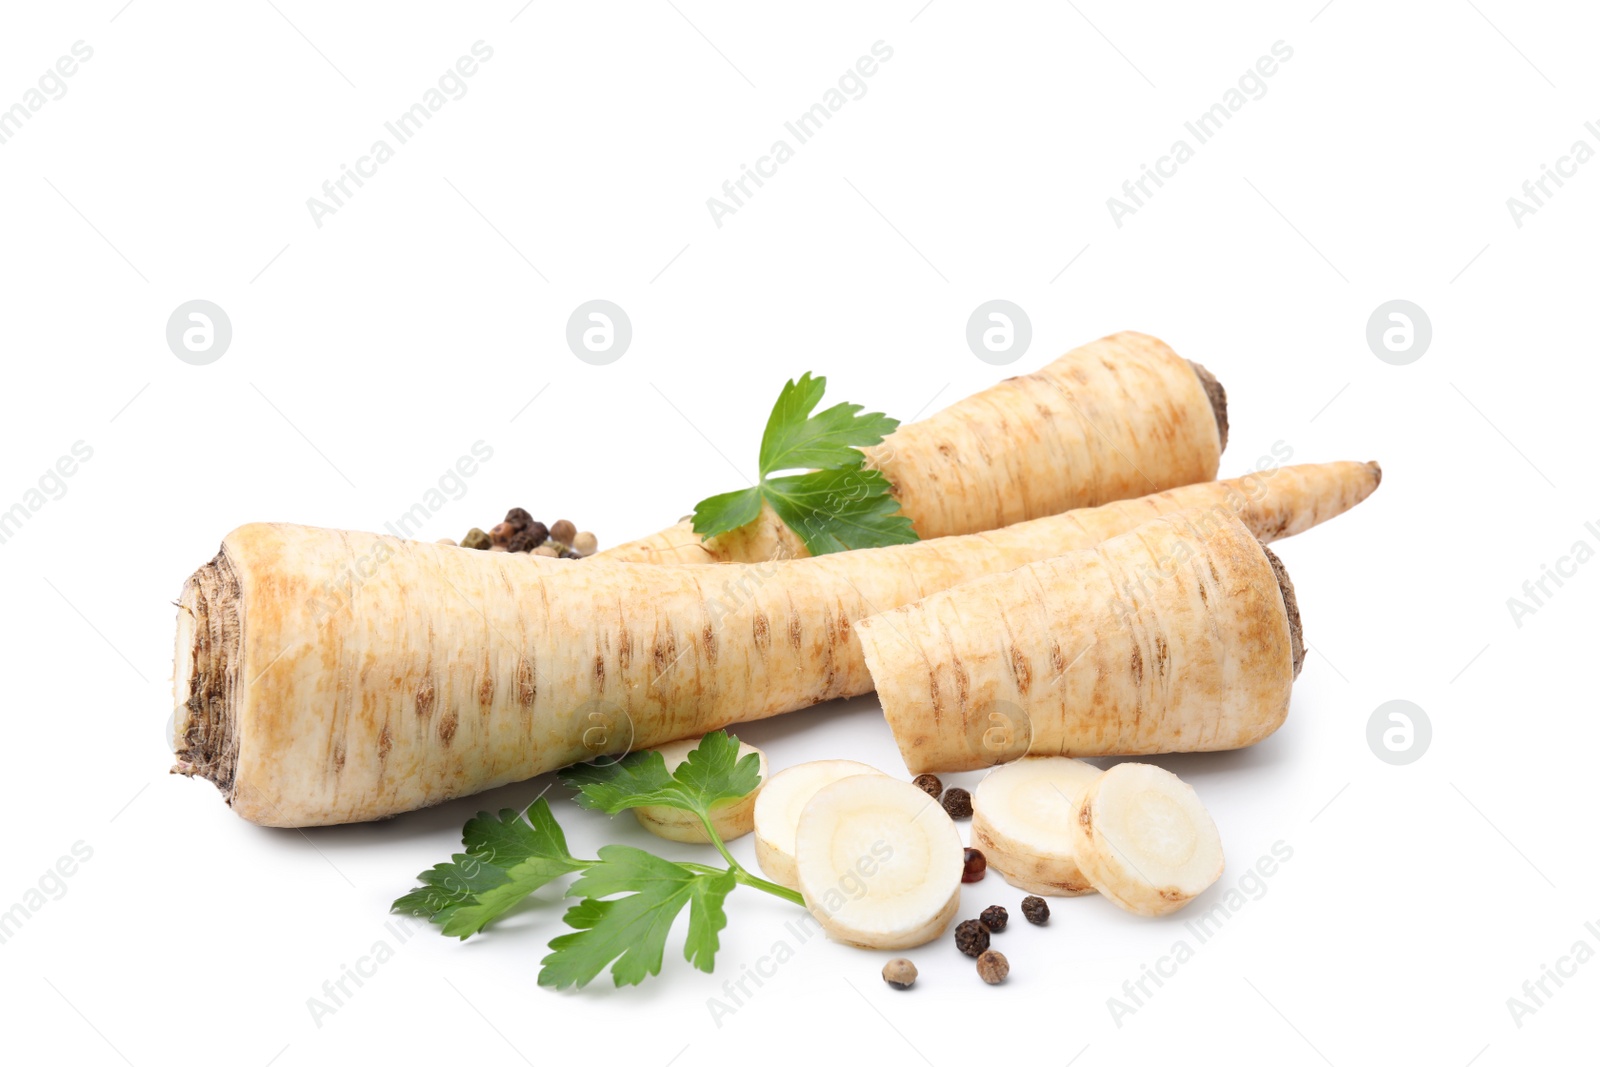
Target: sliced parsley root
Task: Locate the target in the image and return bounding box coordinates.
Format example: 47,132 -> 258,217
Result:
393,732 -> 802,989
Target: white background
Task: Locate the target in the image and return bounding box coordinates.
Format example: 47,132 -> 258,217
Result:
1,2 -> 1596,1064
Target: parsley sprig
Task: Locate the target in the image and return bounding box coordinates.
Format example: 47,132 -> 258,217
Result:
690,373 -> 918,555
392,732 -> 804,989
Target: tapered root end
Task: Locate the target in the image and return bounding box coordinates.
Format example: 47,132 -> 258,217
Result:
171,549 -> 242,801
1258,541 -> 1303,679
1188,360 -> 1229,454
1367,460 -> 1383,488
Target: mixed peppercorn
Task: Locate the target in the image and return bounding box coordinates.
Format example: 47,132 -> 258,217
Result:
439,509 -> 598,559
875,777 -> 1056,990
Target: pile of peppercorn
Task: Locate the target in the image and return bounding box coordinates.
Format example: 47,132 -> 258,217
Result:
438,509 -> 598,559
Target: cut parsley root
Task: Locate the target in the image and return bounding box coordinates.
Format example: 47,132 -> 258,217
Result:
174,462 -> 1373,826
632,737 -> 766,843
753,759 -> 884,890
1072,762 -> 1224,916
395,733 -> 806,988
971,757 -> 1103,897
793,774 -> 963,949
857,509 -> 1304,773
598,332 -> 1228,564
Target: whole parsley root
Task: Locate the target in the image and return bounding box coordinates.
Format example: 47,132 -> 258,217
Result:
857,510 -> 1305,775
598,332 -> 1229,564
172,463 -> 1376,826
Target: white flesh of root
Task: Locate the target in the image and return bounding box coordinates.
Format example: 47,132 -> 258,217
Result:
1071,763 -> 1224,916
971,757 -> 1103,897
793,775 -> 962,950
753,760 -> 885,890
632,738 -> 766,844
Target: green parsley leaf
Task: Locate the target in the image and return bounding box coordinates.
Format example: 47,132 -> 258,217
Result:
390,799 -> 591,939
537,846 -> 736,989
690,373 -> 915,554
758,372 -> 899,473
559,730 -> 762,821
764,466 -> 919,556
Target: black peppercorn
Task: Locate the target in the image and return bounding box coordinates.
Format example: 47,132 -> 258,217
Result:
955,918 -> 990,957
504,507 -> 534,531
1021,895 -> 1049,925
507,522 -> 549,553
913,774 -> 943,799
980,905 -> 1008,933
941,787 -> 972,820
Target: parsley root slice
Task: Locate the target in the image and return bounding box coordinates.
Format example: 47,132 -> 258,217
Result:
173,462 -> 1372,826
752,759 -> 885,890
631,737 -> 766,844
971,757 -> 1103,897
1071,763 -> 1224,916
856,509 -> 1305,775
598,331 -> 1227,564
793,775 -> 962,949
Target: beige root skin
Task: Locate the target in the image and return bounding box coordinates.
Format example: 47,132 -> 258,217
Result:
173,460 -> 1373,826
856,509 -> 1301,774
597,331 -> 1225,564
173,514 -> 1206,827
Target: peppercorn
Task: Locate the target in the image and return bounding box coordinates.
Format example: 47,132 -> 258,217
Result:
881,958 -> 917,990
549,519 -> 577,545
507,522 -> 549,553
436,537 -> 457,546
955,919 -> 989,957
913,773 -> 943,799
941,787 -> 972,820
532,545 -> 560,557
504,507 -> 534,531
976,949 -> 1009,984
461,528 -> 492,550
980,905 -> 1008,933
1021,895 -> 1049,925
571,531 -> 598,557
489,544 -> 508,553
560,549 -> 581,559
489,521 -> 516,546
962,847 -> 987,883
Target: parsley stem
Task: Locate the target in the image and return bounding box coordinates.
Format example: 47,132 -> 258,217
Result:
694,814 -> 806,907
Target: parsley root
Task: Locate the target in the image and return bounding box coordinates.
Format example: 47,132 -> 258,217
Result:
856,509 -> 1305,773
598,331 -> 1228,564
172,463 -> 1372,826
